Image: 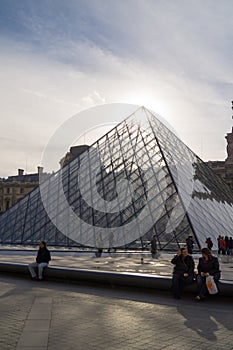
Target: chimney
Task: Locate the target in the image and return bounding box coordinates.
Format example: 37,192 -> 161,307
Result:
18,169 -> 24,176
37,166 -> 43,174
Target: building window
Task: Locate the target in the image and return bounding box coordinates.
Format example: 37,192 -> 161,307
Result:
20,188 -> 24,194
6,188 -> 10,194
6,200 -> 10,210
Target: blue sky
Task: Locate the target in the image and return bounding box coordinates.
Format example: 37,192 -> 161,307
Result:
0,0 -> 233,176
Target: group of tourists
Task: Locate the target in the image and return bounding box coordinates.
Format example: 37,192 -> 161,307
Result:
217,235 -> 233,255
171,245 -> 221,301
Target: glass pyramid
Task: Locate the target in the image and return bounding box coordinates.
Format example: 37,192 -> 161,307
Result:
1,106 -> 233,251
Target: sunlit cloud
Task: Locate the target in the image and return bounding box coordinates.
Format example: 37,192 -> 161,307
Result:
0,0 -> 232,176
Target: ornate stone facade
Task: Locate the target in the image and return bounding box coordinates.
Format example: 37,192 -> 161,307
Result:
207,102 -> 233,190
0,167 -> 49,214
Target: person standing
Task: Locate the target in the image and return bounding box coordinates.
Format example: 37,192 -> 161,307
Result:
150,234 -> 158,258
217,235 -> 221,254
28,241 -> 51,281
108,232 -> 115,253
205,237 -> 213,251
186,235 -> 194,254
228,237 -> 233,255
195,247 -> 221,301
95,232 -> 103,257
219,236 -> 226,255
171,247 -> 195,299
225,236 -> 230,255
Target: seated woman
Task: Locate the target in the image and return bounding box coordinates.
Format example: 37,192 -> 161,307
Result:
195,247 -> 221,300
171,247 -> 195,299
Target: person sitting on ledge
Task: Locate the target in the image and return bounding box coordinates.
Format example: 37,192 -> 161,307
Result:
195,247 -> 221,301
171,247 -> 195,299
28,241 -> 51,281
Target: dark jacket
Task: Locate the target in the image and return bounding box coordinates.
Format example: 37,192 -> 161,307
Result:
205,238 -> 213,249
36,247 -> 51,264
197,256 -> 220,276
229,238 -> 233,249
171,254 -> 194,276
150,237 -> 157,252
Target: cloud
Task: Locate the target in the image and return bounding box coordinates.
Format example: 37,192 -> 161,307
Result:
0,0 -> 232,176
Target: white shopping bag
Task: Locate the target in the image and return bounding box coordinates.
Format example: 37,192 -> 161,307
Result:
206,275 -> 218,295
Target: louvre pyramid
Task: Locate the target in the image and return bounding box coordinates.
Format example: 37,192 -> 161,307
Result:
1,106 -> 233,251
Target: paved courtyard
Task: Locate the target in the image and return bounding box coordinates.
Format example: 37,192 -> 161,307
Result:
0,274 -> 232,350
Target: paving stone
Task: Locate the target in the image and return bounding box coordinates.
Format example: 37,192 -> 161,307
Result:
16,347 -> 47,350
17,331 -> 49,347
23,319 -> 51,331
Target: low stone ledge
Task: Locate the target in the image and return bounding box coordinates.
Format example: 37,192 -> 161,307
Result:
0,262 -> 232,297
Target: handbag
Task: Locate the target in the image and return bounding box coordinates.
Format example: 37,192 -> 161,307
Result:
206,275 -> 218,295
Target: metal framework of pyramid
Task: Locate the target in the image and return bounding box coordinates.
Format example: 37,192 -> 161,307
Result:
1,106 -> 233,251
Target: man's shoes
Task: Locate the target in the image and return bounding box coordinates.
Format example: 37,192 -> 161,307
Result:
37,278 -> 44,281
31,276 -> 38,281
173,294 -> 181,299
195,295 -> 205,301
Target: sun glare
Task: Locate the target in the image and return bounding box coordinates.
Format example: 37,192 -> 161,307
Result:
124,91 -> 170,118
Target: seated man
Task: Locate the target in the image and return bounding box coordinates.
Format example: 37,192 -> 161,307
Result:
28,241 -> 51,281
171,247 -> 195,299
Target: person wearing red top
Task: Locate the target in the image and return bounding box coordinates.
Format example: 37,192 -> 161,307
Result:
219,236 -> 226,255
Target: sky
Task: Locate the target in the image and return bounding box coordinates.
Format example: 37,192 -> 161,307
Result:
0,0 -> 233,177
